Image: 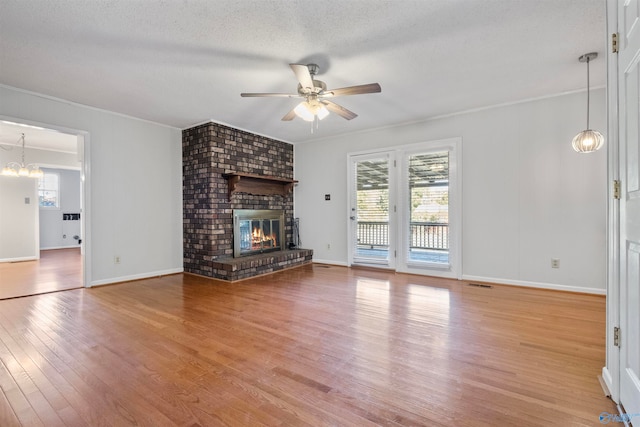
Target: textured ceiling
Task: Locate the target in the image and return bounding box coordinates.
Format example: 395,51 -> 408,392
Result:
0,0 -> 606,146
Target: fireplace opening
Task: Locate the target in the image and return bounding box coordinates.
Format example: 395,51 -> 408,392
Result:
233,209 -> 285,257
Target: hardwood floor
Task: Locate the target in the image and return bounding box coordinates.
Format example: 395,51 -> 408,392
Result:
0,248 -> 82,300
0,264 -> 615,426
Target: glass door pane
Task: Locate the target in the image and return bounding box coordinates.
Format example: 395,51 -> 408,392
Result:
351,155 -> 393,266
407,151 -> 449,265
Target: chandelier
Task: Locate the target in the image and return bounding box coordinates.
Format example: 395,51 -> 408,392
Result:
1,133 -> 44,178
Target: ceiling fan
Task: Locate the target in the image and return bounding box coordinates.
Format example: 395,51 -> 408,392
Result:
241,63 -> 381,122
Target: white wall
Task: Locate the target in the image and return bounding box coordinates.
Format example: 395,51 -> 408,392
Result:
39,168 -> 82,249
0,85 -> 183,286
294,89 -> 607,293
0,175 -> 38,261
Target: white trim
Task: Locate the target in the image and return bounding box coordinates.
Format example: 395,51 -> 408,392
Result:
0,84 -> 179,131
0,256 -> 38,263
462,274 -> 606,295
605,0 -> 621,404
38,164 -> 81,171
603,367 -> 615,398
41,245 -> 81,250
90,268 -> 184,287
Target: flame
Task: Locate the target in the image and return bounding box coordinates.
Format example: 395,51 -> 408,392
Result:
252,227 -> 277,249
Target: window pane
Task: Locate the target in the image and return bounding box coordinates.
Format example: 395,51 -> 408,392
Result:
39,172 -> 60,208
355,158 -> 390,261
408,152 -> 449,264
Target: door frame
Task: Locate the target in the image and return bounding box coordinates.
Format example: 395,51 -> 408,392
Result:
605,0 -> 640,416
0,114 -> 92,288
604,0 -> 620,403
396,138 -> 462,279
347,149 -> 397,270
346,137 -> 462,279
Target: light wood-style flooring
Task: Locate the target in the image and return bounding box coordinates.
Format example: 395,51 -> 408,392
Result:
0,264 -> 615,426
0,248 -> 82,300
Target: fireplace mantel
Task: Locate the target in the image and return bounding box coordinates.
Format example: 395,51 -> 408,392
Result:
223,173 -> 298,200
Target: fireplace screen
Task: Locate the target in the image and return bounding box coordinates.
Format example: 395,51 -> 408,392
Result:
233,209 -> 284,257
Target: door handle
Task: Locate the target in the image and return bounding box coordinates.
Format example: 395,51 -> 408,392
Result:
350,216 -> 356,220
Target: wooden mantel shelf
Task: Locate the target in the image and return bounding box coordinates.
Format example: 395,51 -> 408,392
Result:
223,173 -> 298,200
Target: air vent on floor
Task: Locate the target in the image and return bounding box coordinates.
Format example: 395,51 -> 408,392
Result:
467,283 -> 493,289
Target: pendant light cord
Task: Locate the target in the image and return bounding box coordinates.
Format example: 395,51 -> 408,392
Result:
20,133 -> 26,165
586,57 -> 590,129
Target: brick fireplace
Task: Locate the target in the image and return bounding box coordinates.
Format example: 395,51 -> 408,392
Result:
182,122 -> 312,281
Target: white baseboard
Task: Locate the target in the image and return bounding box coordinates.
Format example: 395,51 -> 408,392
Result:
312,259 -> 349,267
41,245 -> 81,250
0,256 -> 38,263
462,274 -> 606,295
89,267 -> 183,287
602,367 -> 618,403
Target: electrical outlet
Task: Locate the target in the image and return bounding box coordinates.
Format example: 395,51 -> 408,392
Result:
551,258 -> 560,268
114,256 -> 121,264
327,243 -> 331,250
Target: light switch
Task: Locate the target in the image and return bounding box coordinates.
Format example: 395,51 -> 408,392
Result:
325,194 -> 331,201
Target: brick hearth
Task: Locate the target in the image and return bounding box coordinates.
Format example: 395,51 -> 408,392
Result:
210,249 -> 313,281
182,122 -> 312,281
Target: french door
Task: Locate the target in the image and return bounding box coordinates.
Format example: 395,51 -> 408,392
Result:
349,152 -> 396,268
348,139 -> 461,278
615,0 -> 640,416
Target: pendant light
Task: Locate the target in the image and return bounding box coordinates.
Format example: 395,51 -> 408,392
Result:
572,52 -> 604,153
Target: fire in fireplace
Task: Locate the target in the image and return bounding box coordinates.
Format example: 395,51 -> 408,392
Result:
233,209 -> 284,257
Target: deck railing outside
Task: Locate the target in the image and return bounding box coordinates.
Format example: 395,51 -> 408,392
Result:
357,221 -> 449,251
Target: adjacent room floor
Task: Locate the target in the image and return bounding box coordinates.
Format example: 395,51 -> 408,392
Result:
0,264 -> 615,426
0,248 -> 82,300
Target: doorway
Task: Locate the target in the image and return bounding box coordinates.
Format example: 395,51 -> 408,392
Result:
0,118 -> 89,298
348,138 -> 461,279
349,152 -> 396,268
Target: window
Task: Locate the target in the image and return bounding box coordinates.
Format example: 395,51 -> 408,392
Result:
38,172 -> 60,208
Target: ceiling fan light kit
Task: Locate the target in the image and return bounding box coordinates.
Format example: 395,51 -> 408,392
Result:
572,52 -> 604,153
294,99 -> 329,122
241,63 -> 381,126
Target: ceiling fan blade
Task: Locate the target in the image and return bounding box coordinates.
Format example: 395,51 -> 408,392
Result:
281,108 -> 297,121
322,100 -> 358,120
290,64 -> 314,91
324,83 -> 381,97
241,92 -> 297,97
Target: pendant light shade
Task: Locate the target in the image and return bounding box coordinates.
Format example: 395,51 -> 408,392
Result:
572,129 -> 604,153
572,52 -> 604,153
294,99 -> 329,122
